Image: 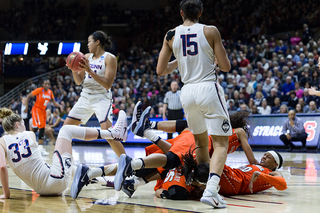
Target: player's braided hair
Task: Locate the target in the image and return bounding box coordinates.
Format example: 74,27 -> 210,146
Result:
181,147 -> 209,185
229,111 -> 252,139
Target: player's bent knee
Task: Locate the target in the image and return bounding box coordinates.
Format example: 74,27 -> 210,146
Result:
57,125 -> 74,141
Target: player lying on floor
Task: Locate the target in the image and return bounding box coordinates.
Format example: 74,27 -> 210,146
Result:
70,103 -> 259,199
0,108 -> 127,198
115,106 -> 286,199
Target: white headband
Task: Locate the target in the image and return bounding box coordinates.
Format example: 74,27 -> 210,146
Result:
267,151 -> 280,169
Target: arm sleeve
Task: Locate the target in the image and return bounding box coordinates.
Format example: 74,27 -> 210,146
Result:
259,172 -> 287,190
31,88 -> 42,96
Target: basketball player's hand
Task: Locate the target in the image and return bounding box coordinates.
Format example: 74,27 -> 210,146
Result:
79,57 -> 90,73
286,133 -> 292,141
308,87 -> 316,95
249,171 -> 261,193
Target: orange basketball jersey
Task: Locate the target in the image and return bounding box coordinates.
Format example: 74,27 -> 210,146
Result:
31,88 -> 54,110
219,164 -> 272,196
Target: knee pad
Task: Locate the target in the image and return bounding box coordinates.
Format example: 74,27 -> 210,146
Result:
57,125 -> 86,141
38,128 -> 45,140
135,168 -> 158,178
163,152 -> 181,170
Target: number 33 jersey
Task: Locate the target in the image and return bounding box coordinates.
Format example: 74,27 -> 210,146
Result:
3,131 -> 47,190
173,23 -> 216,84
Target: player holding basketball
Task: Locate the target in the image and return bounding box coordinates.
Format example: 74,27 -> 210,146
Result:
24,79 -> 62,148
0,108 -> 127,198
64,30 -> 125,157
156,0 -> 231,208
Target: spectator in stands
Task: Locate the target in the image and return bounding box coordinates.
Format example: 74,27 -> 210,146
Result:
241,67 -> 251,80
252,83 -> 267,98
251,105 -> 259,114
253,91 -> 264,106
228,99 -> 237,111
307,101 -> 320,113
300,70 -> 312,88
310,70 -> 320,87
249,74 -> 258,90
239,52 -> 250,68
302,24 -> 314,45
218,75 -> 227,91
287,90 -> 299,110
290,32 -> 301,46
263,78 -> 274,95
14,97 -> 31,131
279,104 -> 289,114
302,88 -> 313,105
294,82 -> 304,98
232,70 -> 241,84
45,108 -> 62,145
226,84 -> 235,99
291,49 -> 301,64
267,88 -> 279,107
274,40 -> 288,54
258,99 -> 271,115
271,97 -> 281,114
282,76 -> 295,101
295,104 -> 303,113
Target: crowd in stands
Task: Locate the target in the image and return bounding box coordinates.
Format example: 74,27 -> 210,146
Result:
3,0 -> 320,122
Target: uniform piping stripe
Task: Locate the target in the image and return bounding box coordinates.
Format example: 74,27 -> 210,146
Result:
50,150 -> 65,179
100,102 -> 112,124
214,83 -> 228,117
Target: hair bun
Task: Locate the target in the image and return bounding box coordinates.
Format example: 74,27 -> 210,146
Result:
0,108 -> 13,119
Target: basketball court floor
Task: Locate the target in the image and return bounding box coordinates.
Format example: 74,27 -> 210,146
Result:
1,144 -> 320,213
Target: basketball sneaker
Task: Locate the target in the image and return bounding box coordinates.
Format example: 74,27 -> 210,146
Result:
122,179 -> 136,197
71,164 -> 90,199
200,189 -> 227,208
114,154 -> 133,191
128,101 -> 142,132
108,110 -> 128,142
133,106 -> 151,137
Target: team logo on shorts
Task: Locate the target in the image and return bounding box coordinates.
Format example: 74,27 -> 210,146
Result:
65,158 -> 72,168
222,119 -> 230,133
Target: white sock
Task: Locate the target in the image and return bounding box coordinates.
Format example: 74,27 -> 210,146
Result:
144,129 -> 161,143
87,168 -> 103,179
99,129 -> 113,139
133,177 -> 147,190
131,159 -> 143,170
206,175 -> 220,193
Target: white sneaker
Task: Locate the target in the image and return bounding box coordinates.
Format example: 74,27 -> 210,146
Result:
109,110 -> 128,142
200,189 -> 227,208
38,145 -> 49,156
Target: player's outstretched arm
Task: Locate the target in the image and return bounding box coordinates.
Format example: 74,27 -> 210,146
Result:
0,139 -> 10,199
249,171 -> 287,193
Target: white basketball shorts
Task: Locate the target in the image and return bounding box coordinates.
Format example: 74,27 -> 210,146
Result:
180,81 -> 232,136
68,92 -> 113,125
36,151 -> 73,195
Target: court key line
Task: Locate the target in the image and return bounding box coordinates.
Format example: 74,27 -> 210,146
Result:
226,196 -> 284,204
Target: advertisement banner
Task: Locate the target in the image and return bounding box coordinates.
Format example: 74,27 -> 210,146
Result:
75,114 -> 320,147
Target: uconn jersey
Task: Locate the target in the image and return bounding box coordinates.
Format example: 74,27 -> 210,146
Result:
3,132 -> 47,192
172,23 -> 216,84
82,52 -> 112,98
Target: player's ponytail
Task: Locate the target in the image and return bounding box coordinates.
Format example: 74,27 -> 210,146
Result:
91,31 -> 112,50
181,147 -> 209,185
180,0 -> 203,22
0,108 -> 22,133
229,111 -> 252,139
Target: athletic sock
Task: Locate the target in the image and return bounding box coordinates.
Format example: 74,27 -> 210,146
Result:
150,121 -> 158,130
99,129 -> 113,139
131,158 -> 145,170
144,129 -> 161,145
87,167 -> 103,179
133,177 -> 147,190
206,173 -> 221,193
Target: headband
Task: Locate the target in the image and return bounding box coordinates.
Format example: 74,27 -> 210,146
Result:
267,151 -> 280,169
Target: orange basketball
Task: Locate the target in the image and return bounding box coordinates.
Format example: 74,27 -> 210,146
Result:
66,52 -> 84,71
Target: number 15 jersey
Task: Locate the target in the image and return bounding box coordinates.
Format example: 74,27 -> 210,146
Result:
173,23 -> 216,84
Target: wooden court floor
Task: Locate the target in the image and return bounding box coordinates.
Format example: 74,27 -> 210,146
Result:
1,145 -> 320,213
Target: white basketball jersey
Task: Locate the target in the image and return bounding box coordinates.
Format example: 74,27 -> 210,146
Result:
82,52 -> 112,97
3,131 -> 48,192
173,23 -> 216,84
